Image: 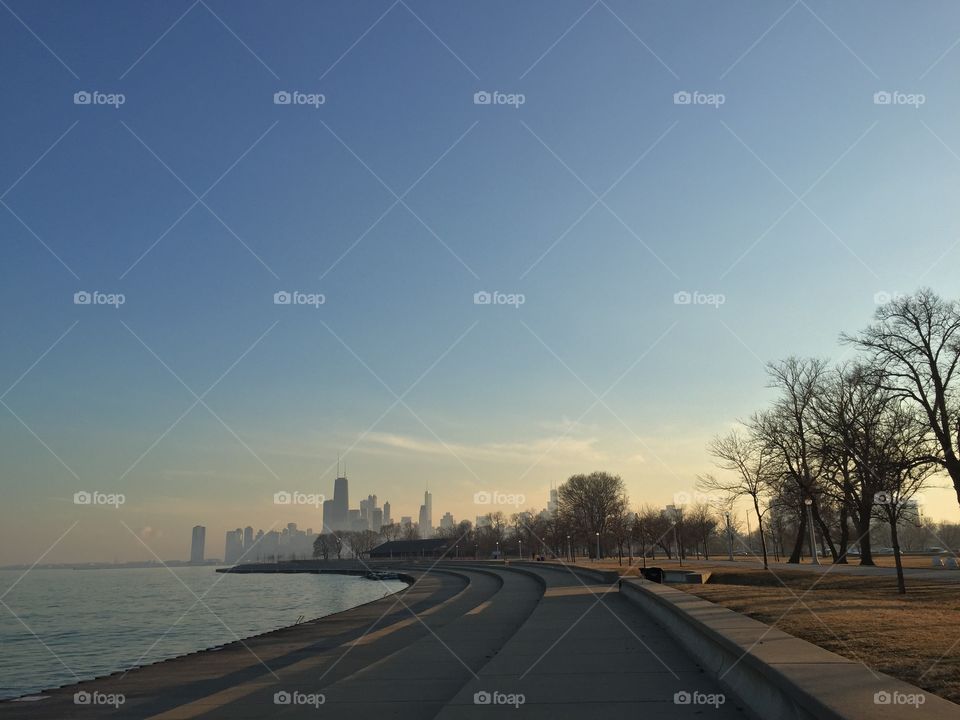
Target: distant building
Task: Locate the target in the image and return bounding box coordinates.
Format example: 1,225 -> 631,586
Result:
224,528 -> 243,564
419,490 -> 433,537
383,501 -> 391,525
190,526 -> 205,564
476,514 -> 491,528
369,538 -> 451,559
372,507 -> 383,532
440,512 -> 454,530
323,475 -> 350,532
243,526 -> 253,552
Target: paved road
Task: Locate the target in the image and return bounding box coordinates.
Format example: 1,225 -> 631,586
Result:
1,563 -> 748,719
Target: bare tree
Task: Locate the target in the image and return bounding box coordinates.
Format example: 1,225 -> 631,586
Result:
558,471 -> 628,559
843,289 -> 960,504
700,427 -> 777,567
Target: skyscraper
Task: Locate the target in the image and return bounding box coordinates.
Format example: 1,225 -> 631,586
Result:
323,474 -> 350,531
419,489 -> 433,538
224,528 -> 243,564
440,512 -> 454,530
190,525 -> 205,564
243,526 -> 253,551
383,501 -> 391,525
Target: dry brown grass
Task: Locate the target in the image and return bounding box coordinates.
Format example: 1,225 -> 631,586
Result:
680,567 -> 960,703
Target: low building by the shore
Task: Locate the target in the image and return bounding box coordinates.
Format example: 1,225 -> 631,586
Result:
368,538 -> 452,559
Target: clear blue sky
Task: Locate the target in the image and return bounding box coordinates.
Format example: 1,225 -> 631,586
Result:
3,0 -> 960,563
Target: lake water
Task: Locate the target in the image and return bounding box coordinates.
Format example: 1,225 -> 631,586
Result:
0,567 -> 406,700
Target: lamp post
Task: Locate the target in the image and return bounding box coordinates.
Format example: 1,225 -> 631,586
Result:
595,532 -> 600,562
804,498 -> 820,566
518,539 -> 522,560
567,535 -> 571,562
725,513 -> 733,561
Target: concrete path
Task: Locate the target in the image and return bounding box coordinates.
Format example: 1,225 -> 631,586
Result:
665,557 -> 960,583
1,563 -> 752,719
437,563 -> 747,719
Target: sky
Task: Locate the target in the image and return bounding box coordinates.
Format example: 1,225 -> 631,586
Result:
2,0 -> 960,564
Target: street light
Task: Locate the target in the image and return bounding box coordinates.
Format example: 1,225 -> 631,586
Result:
725,513 -> 733,561
518,539 -> 522,560
595,532 -> 600,562
804,498 -> 820,566
567,534 -> 571,562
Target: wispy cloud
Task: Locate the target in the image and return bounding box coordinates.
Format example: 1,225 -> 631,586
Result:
361,431 -> 607,465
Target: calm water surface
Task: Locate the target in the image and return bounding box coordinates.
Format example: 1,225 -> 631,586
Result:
0,567 -> 405,699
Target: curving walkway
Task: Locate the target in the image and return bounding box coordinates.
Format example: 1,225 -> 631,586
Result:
0,563 -> 749,719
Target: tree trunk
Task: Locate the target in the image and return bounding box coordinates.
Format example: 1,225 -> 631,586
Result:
811,504 -> 839,562
788,509 -> 806,564
836,504 -> 849,564
754,499 -> 769,569
890,516 -> 906,595
856,500 -> 875,566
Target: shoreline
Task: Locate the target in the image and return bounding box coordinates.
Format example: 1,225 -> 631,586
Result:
1,567 -> 412,704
